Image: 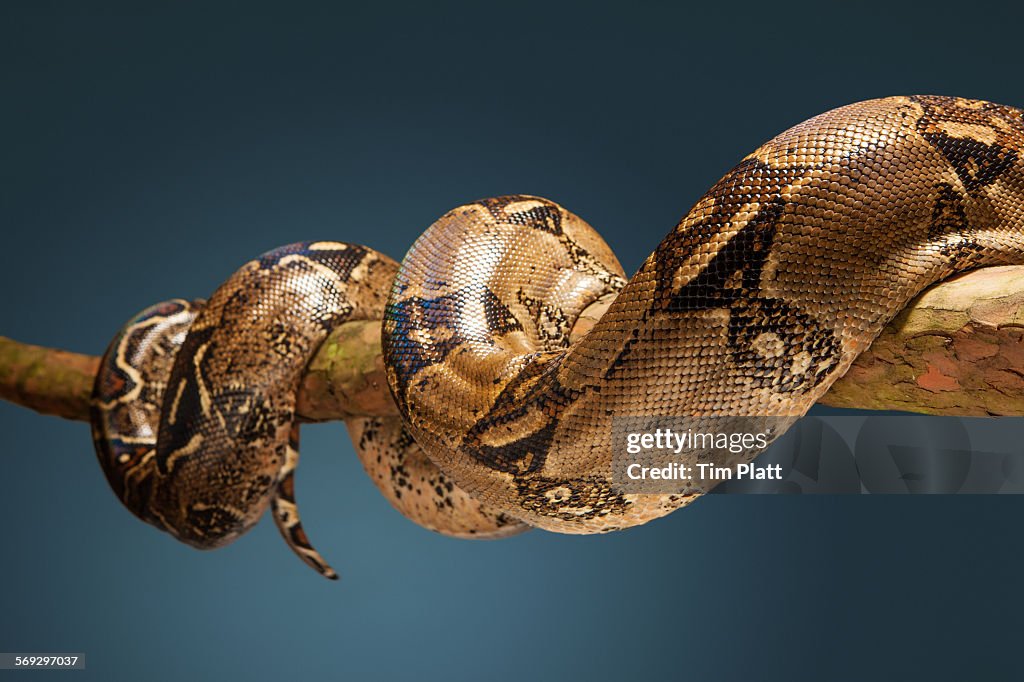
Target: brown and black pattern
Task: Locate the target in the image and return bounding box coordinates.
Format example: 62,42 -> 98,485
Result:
384,287 -> 525,402
91,299 -> 200,530
912,95 -> 1021,195
344,416 -> 526,538
271,426 -> 338,579
146,241 -> 383,569
513,474 -> 631,524
92,241 -> 525,580
477,194 -> 565,233
384,96 -> 1024,533
94,95 -> 1024,569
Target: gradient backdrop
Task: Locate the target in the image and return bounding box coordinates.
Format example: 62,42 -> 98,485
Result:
2,2 -> 1023,680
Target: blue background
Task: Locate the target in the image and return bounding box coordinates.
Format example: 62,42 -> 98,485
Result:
2,2 -> 1023,680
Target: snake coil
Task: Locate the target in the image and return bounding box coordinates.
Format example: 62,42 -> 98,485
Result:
91,96 -> 1024,578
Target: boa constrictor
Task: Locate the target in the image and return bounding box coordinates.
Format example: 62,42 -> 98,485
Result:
92,95 -> 1024,578
91,244 -> 522,580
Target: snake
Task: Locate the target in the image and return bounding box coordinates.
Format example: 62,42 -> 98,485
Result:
91,95 -> 1024,576
91,243 -> 523,580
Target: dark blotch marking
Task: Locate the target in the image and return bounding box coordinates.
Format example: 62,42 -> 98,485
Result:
728,297 -> 840,392
651,159 -> 806,309
385,287 -> 524,399
185,504 -> 244,539
911,96 -> 1020,195
476,195 -> 563,234
608,168 -> 840,392
921,132 -> 1017,194
155,326 -> 216,474
940,238 -> 987,270
461,356 -> 577,474
929,183 -> 970,238
668,197 -> 786,312
514,475 -> 630,522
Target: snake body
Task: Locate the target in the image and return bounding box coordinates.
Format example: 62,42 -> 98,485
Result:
382,95 -> 1024,532
92,243 -> 522,579
92,96 -> 1024,575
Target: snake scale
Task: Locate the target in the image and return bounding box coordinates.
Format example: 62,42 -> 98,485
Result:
91,96 -> 1024,578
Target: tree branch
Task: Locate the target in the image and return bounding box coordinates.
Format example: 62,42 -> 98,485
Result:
0,338 -> 100,421
3,266 -> 1024,423
820,265 -> 1024,416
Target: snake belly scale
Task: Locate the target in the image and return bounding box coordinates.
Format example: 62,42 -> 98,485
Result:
91,96 -> 1024,577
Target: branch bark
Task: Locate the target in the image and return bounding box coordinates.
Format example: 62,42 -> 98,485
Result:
3,266 -> 1023,423
820,265 -> 1024,416
0,339 -> 100,421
